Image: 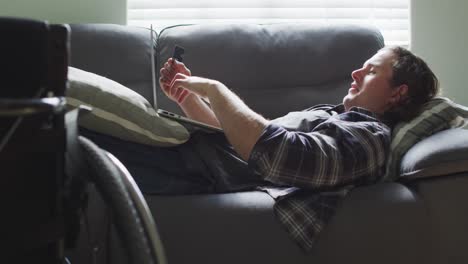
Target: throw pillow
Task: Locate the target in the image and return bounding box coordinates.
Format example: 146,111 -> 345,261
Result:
67,67 -> 189,147
384,97 -> 468,181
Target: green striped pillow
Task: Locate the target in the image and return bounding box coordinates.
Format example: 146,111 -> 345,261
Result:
384,97 -> 468,181
67,67 -> 189,147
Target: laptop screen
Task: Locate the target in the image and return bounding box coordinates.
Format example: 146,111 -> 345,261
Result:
150,24 -> 158,109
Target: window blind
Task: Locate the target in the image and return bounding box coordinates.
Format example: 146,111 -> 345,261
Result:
127,0 -> 409,46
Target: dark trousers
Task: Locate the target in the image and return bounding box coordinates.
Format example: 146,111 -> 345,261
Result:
80,129 -> 268,195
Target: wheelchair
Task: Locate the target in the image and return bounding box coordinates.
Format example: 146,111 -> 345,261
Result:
0,17 -> 165,264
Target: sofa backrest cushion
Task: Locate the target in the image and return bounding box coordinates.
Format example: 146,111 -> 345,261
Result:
156,24 -> 384,118
70,24 -> 155,105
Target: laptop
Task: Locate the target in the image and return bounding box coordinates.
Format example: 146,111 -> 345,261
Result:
149,25 -> 223,133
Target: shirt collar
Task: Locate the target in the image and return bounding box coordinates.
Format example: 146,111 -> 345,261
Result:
333,104 -> 382,120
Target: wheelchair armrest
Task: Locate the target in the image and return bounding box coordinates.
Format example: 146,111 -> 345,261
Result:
0,97 -> 66,116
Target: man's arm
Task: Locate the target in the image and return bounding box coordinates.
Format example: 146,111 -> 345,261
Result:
205,81 -> 269,160
248,119 -> 391,189
178,93 -> 221,128
159,58 -> 220,128
169,74 -> 269,161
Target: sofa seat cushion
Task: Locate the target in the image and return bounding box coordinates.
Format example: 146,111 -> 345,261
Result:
144,183 -> 432,264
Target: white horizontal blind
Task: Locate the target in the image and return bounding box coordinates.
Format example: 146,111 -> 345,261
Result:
128,0 -> 409,46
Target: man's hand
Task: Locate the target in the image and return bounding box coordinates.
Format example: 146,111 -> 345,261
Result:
159,59 -> 221,128
170,73 -> 268,161
159,58 -> 193,104
168,74 -> 219,99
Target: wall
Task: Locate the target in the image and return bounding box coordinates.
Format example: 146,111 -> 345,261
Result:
411,0 -> 468,105
0,0 -> 126,24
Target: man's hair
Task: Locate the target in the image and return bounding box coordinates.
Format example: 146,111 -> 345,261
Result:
382,46 -> 440,124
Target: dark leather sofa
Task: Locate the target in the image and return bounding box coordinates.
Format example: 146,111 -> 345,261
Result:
67,23 -> 468,264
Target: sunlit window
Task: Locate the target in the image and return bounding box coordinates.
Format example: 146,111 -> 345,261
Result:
128,0 -> 409,46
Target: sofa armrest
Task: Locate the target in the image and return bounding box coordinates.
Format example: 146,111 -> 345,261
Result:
310,182 -> 436,264
400,128 -> 468,180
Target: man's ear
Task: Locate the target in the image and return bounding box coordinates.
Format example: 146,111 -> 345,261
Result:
389,84 -> 408,104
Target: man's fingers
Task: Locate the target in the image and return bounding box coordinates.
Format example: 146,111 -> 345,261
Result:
160,75 -> 170,86
161,65 -> 179,84
164,61 -> 175,75
160,73 -> 192,105
159,78 -> 170,93
160,68 -> 169,80
169,73 -> 187,88
159,77 -> 167,87
165,58 -> 191,77
173,59 -> 191,75
169,81 -> 182,97
173,59 -> 184,67
169,84 -> 189,99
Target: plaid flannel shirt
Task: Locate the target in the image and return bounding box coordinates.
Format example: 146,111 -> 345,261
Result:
248,104 -> 391,251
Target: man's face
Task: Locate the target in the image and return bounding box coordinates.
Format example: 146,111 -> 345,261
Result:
343,49 -> 399,114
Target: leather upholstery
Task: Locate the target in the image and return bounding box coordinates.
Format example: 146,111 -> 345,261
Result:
410,172 -> 468,263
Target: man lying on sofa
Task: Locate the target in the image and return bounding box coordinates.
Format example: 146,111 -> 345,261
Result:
91,46 -> 439,251
153,46 -> 440,250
